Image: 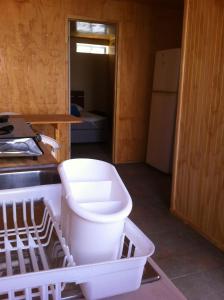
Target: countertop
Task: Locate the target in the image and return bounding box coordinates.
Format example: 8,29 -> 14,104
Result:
11,114 -> 82,124
0,143 -> 57,172
9,114 -> 82,162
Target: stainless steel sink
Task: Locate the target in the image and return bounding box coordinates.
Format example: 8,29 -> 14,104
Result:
0,168 -> 60,190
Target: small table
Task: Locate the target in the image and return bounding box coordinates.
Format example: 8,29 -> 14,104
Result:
17,114 -> 81,125
12,114 -> 82,161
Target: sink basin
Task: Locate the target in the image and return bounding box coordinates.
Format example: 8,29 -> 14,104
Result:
0,168 -> 60,190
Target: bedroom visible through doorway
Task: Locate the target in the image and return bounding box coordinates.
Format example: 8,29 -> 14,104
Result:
69,20 -> 117,162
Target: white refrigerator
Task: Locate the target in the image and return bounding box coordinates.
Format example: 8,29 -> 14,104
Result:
146,48 -> 181,174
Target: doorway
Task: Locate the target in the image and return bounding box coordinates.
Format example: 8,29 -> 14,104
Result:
68,20 -> 117,163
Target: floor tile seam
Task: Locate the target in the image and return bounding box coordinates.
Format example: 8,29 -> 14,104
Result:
152,241 -> 224,255
171,270 -> 207,281
145,228 -> 184,235
171,267 -> 224,292
145,225 -> 196,234
154,257 -> 224,273
153,257 -> 224,281
152,246 -> 212,260
146,228 -> 195,234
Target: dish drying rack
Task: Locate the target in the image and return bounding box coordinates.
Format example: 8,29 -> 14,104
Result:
0,185 -> 155,300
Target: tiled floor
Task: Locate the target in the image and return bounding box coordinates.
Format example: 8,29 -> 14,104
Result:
71,143 -> 224,300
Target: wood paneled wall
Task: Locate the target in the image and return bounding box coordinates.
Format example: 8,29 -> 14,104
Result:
0,1 -> 67,114
0,0 -> 154,163
151,4 -> 183,52
0,0 -> 69,160
172,0 -> 224,250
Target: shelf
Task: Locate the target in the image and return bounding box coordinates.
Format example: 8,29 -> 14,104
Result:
12,114 -> 82,125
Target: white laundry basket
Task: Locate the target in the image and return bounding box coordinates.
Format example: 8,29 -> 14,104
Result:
58,159 -> 133,265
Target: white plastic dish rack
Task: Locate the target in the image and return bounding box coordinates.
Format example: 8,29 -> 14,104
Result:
0,184 -> 155,300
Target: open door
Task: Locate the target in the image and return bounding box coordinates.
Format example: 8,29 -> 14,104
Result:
68,20 -> 117,163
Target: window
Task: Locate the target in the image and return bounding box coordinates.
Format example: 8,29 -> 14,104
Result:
76,43 -> 109,55
76,21 -> 106,34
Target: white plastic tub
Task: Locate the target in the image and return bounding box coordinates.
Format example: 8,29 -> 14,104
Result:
0,184 -> 155,300
58,159 -> 133,265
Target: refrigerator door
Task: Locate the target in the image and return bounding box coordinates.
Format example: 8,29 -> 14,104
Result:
152,48 -> 181,92
146,92 -> 177,174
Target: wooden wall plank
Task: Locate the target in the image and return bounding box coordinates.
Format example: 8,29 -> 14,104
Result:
0,0 -> 69,160
0,0 -> 67,114
172,0 -> 224,250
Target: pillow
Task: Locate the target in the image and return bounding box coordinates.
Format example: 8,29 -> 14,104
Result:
76,104 -> 84,112
71,104 -> 81,117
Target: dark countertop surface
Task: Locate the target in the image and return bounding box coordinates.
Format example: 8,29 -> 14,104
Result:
0,143 -> 57,173
0,143 -> 60,190
0,167 -> 60,190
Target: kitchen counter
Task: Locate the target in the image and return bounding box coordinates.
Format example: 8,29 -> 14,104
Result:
0,143 -> 60,189
0,143 -> 57,172
11,114 -> 82,124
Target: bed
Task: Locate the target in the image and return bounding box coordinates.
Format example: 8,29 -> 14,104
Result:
70,102 -> 108,144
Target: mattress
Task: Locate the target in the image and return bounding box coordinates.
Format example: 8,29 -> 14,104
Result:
72,111 -> 107,130
71,111 -> 108,143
